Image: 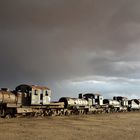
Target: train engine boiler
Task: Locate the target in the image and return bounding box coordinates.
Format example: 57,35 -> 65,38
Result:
59,97 -> 88,115
103,99 -> 121,113
0,88 -> 18,117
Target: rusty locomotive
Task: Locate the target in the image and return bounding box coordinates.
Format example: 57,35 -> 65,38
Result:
0,84 -> 139,118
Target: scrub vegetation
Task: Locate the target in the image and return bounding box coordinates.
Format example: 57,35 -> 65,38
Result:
0,112 -> 140,140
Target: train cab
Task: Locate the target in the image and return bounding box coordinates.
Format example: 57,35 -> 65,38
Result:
83,93 -> 103,106
15,84 -> 51,106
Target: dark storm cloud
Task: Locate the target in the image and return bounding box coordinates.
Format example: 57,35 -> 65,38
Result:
1,0 -> 140,99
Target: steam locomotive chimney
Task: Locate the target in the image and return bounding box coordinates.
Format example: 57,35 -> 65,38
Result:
79,93 -> 83,99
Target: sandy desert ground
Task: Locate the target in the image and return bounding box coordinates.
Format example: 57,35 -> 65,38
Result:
0,112 -> 140,140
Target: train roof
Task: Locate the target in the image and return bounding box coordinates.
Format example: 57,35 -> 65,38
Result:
59,97 -> 85,101
83,93 -> 101,96
60,97 -> 78,100
114,96 -> 128,99
30,85 -> 50,90
16,84 -> 50,91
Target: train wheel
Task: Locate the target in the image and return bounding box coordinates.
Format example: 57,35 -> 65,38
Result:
65,111 -> 68,116
65,110 -> 71,116
0,108 -> 7,118
5,114 -> 12,119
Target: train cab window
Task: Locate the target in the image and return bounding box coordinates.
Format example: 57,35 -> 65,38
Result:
40,92 -> 43,101
45,90 -> 48,96
34,90 -> 38,95
128,100 -> 131,104
103,99 -> 109,104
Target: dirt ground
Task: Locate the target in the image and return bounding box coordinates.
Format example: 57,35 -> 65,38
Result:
0,112 -> 140,140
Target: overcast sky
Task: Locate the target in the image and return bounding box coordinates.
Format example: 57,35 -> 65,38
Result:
1,0 -> 140,100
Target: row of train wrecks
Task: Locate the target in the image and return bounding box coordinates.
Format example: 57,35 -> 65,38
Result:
0,84 -> 140,118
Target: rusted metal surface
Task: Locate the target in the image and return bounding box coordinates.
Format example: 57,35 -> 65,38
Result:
16,84 -> 50,91
49,102 -> 64,109
0,90 -> 17,104
104,99 -> 120,107
15,84 -> 51,106
83,93 -> 104,106
31,85 -> 50,90
17,107 -> 33,113
59,97 -> 88,109
31,88 -> 51,105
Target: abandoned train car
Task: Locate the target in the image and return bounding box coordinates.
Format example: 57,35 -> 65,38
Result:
0,84 -> 59,117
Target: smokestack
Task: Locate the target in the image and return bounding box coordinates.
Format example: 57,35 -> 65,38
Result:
79,93 -> 83,99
